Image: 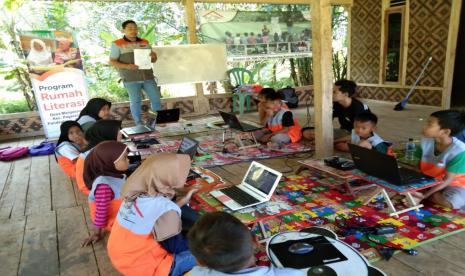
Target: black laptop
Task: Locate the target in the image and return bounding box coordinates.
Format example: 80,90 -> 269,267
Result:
348,143 -> 434,185
122,108 -> 180,137
177,136 -> 200,179
177,136 -> 199,158
219,111 -> 262,132
156,108 -> 180,124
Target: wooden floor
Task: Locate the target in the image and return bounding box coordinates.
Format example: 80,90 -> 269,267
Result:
1,100 -> 465,276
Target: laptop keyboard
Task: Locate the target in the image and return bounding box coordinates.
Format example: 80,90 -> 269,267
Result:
220,186 -> 260,206
241,123 -> 260,131
399,167 -> 433,183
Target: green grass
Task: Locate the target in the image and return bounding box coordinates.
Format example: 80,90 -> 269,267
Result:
0,98 -> 30,114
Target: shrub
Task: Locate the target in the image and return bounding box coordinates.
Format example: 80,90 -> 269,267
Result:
0,98 -> 30,114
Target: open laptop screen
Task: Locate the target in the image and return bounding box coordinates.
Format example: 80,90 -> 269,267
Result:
244,163 -> 279,194
177,137 -> 198,158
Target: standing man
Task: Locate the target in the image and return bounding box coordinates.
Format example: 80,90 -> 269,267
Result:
109,20 -> 161,125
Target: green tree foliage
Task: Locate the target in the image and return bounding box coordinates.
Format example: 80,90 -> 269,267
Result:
0,0 -> 348,114
0,1 -> 36,111
44,1 -> 69,30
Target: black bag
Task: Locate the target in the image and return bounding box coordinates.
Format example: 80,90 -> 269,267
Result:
278,86 -> 299,108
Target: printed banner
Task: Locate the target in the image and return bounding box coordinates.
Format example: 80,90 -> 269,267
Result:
19,30 -> 88,138
199,10 -> 311,59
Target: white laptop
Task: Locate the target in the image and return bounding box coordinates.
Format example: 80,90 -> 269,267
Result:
210,161 -> 282,211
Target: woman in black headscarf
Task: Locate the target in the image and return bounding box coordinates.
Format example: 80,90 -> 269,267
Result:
84,119 -> 122,151
76,98 -> 112,132
76,119 -> 122,195
55,121 -> 87,177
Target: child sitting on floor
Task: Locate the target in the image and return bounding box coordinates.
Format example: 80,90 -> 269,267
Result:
75,120 -> 122,195
82,141 -> 129,246
107,153 -> 198,276
55,121 -> 87,177
334,112 -> 391,154
412,110 -> 465,209
76,98 -> 111,131
300,126 -> 315,146
332,79 -> 370,139
257,88 -> 282,126
255,92 -> 302,145
187,211 -> 301,275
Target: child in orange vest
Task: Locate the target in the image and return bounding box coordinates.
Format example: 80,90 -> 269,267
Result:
107,153 -> 198,276
81,141 -> 129,246
55,121 -> 87,177
412,110 -> 465,209
75,120 -> 122,195
255,92 -> 301,145
334,112 -> 392,154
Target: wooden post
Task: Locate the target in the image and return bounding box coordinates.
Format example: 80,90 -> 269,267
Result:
346,4 -> 352,79
312,0 -> 334,158
184,0 -> 198,44
184,0 -> 210,114
442,0 -> 463,109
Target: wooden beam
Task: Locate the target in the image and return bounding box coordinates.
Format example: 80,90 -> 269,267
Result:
379,0 -> 388,84
400,0 -> 410,85
442,0 -> 463,109
328,0 -> 353,5
311,0 -> 334,158
346,5 -> 352,79
184,0 -> 198,44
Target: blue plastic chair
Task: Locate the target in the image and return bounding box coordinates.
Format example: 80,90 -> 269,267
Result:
227,68 -> 255,114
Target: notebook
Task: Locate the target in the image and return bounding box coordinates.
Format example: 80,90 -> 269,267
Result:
156,108 -> 180,124
177,136 -> 200,180
219,111 -> 262,132
121,125 -> 155,137
177,136 -> 199,159
348,143 -> 434,185
210,161 -> 282,211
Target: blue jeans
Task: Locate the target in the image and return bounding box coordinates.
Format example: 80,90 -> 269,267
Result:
124,80 -> 161,125
169,250 -> 196,276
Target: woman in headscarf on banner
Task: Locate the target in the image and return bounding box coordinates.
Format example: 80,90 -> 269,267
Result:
54,121 -> 87,178
26,38 -> 53,74
76,98 -> 112,132
107,153 -> 198,276
82,141 -> 129,246
54,37 -> 81,68
75,120 -> 122,195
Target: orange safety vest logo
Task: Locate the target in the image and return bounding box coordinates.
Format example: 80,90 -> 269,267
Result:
266,108 -> 302,143
420,137 -> 465,187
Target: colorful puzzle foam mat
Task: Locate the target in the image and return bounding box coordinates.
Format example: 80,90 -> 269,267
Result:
247,175 -> 465,263
135,132 -> 312,168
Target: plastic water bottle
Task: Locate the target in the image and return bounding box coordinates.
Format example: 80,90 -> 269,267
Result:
405,138 -> 416,161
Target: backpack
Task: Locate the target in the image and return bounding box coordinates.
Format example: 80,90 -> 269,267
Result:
29,141 -> 56,156
0,146 -> 29,161
278,86 -> 299,108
